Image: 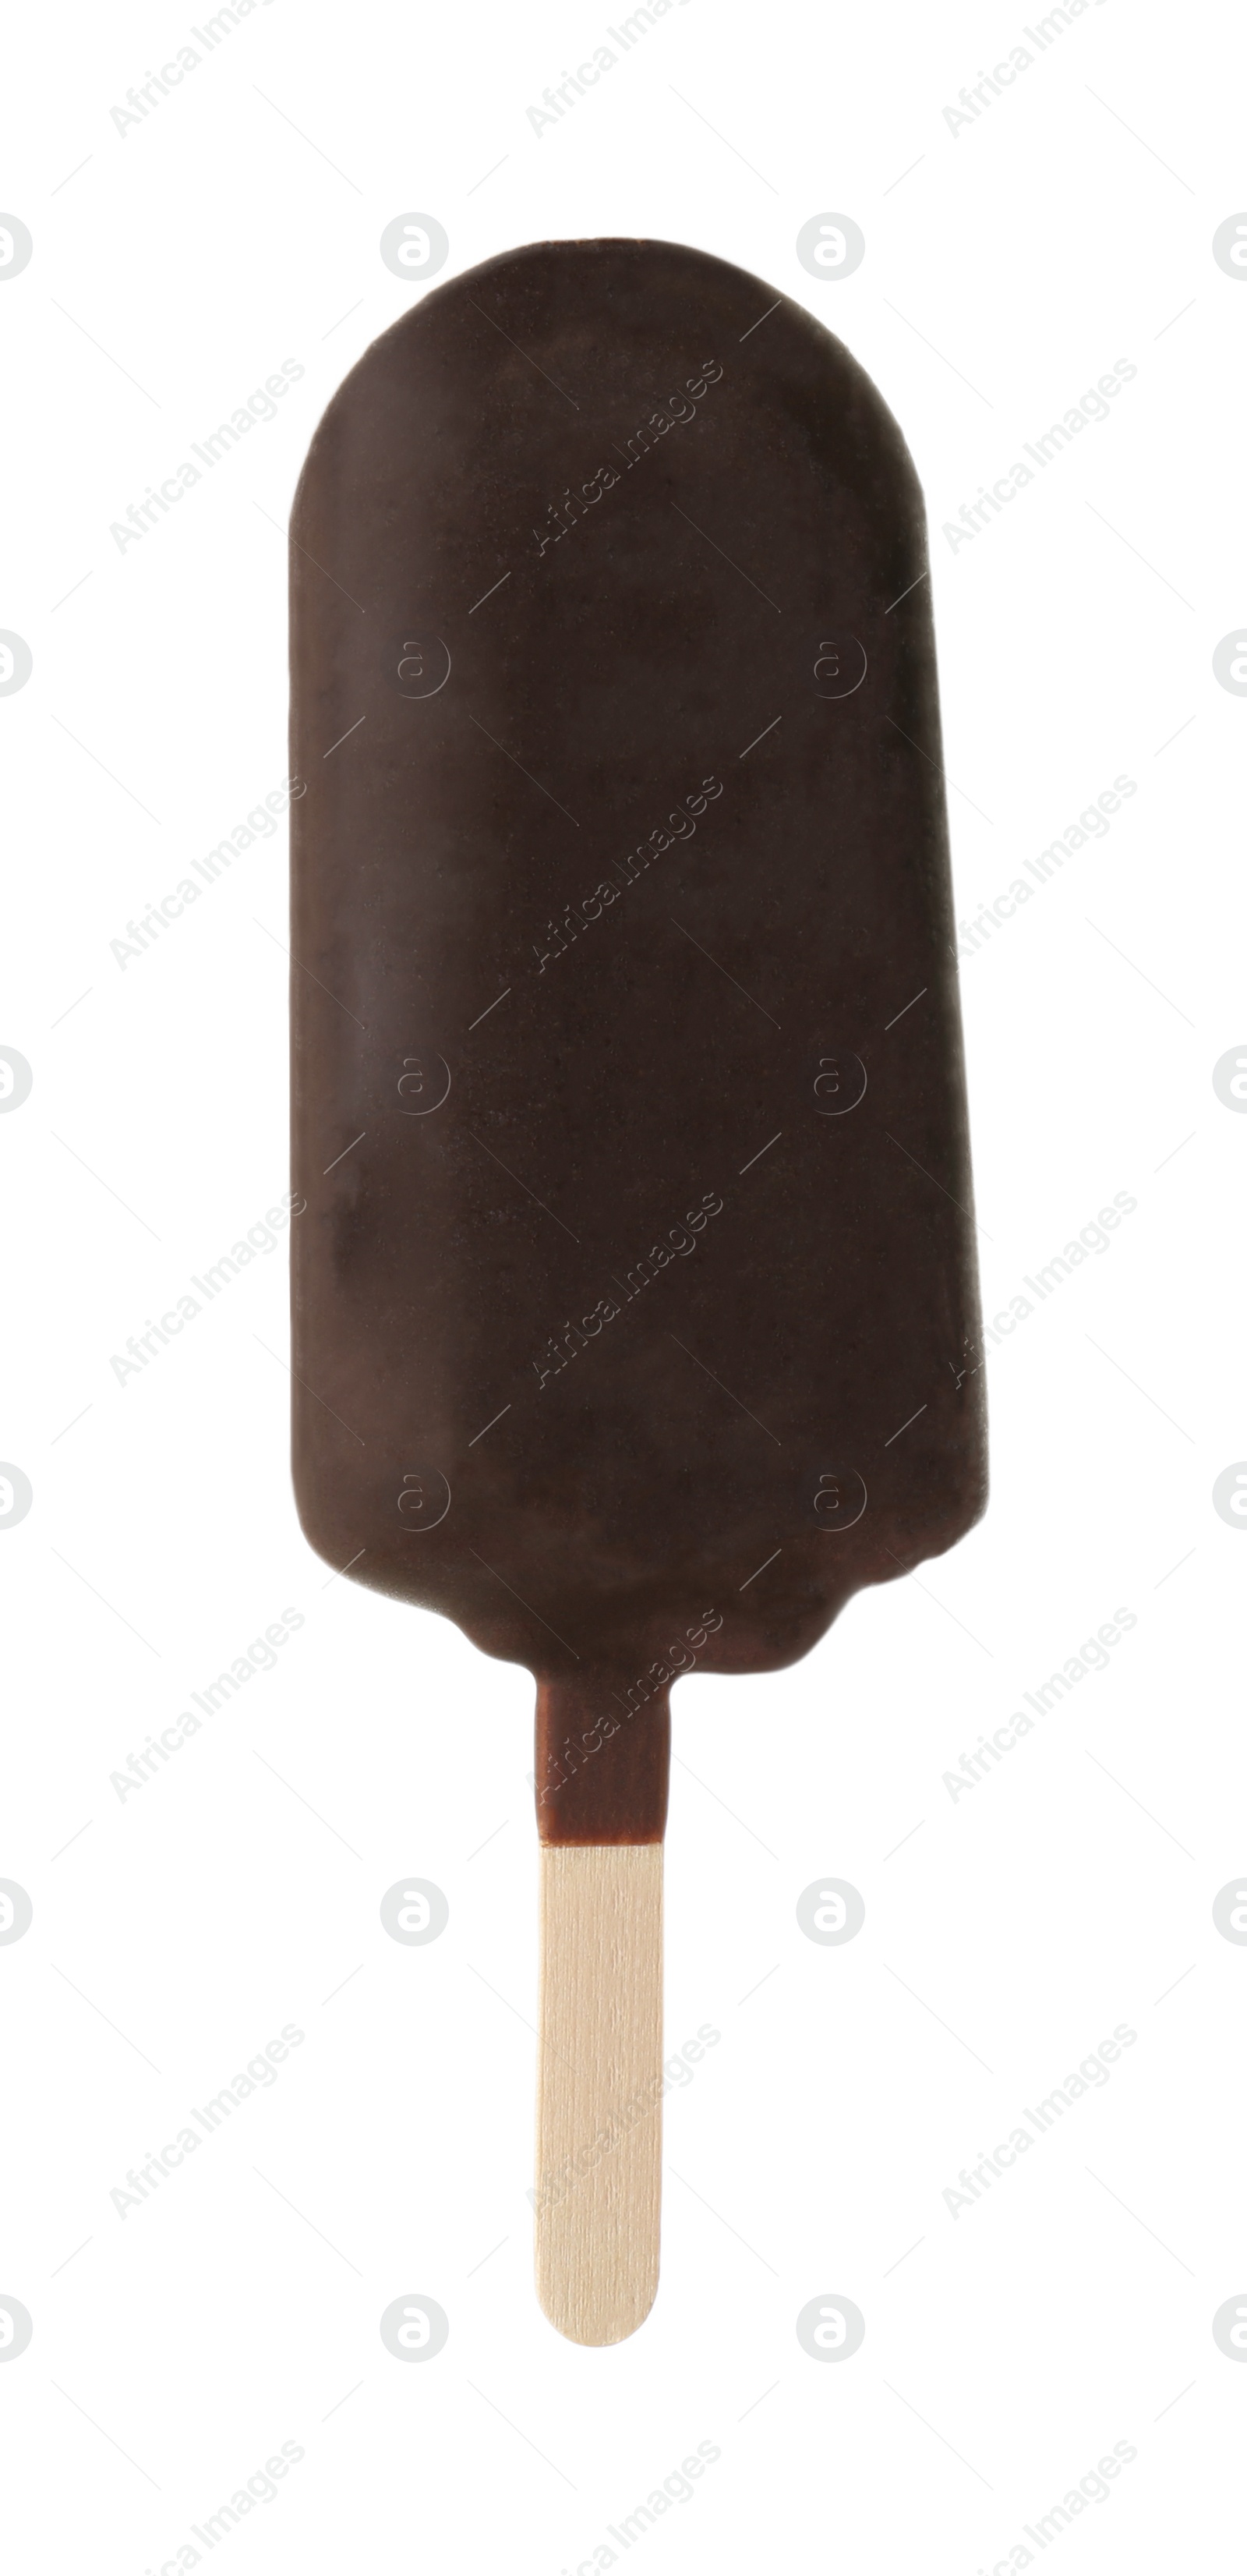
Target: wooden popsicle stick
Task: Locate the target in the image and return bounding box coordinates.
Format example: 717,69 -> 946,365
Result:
534,1843 -> 663,2345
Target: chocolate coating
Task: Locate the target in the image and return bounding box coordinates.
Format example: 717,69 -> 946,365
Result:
535,1680 -> 671,1846
288,237 -> 987,1842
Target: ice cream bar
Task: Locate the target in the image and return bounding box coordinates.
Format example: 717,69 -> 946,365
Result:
289,237 -> 987,2343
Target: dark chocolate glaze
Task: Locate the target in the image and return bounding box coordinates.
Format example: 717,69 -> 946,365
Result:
535,1679 -> 670,1846
288,237 -> 987,1844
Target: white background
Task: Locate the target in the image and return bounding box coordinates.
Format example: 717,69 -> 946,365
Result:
2,1 -> 1245,2569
